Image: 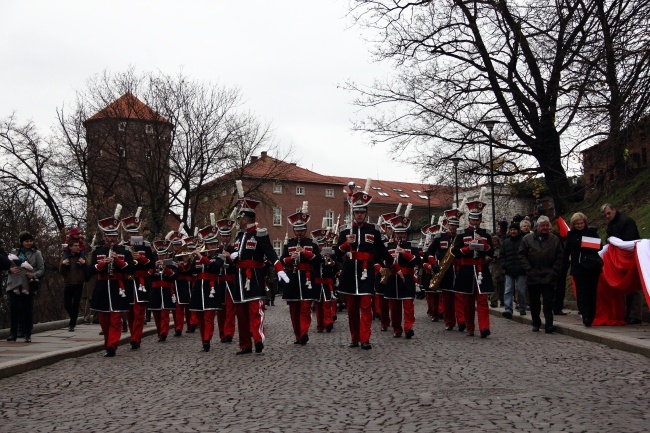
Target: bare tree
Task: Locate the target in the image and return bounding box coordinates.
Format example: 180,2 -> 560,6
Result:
348,0 -> 599,215
0,116 -> 66,231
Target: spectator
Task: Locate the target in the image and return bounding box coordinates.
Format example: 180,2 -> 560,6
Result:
518,218 -> 532,309
489,236 -> 505,308
518,216 -> 563,333
5,231 -> 45,343
601,203 -> 643,325
62,227 -> 86,260
59,240 -> 88,331
501,222 -> 527,318
563,212 -> 602,327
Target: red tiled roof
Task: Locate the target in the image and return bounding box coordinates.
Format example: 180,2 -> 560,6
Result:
330,176 -> 451,207
203,153 -> 453,207
204,153 -> 344,187
84,92 -> 170,124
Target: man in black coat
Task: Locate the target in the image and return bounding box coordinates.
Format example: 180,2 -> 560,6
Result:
601,203 -> 643,324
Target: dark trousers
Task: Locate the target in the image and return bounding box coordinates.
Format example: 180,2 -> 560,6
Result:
8,291 -> 34,337
553,265 -> 569,312
573,271 -> 598,326
528,284 -> 554,329
64,284 -> 84,328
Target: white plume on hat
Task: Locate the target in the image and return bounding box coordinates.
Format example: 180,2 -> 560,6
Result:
479,186 -> 487,203
210,213 -> 216,226
322,217 -> 328,229
405,203 -> 413,218
228,207 -> 237,220
459,197 -> 468,226
194,226 -> 199,236
430,214 -> 436,225
135,206 -> 142,219
395,203 -> 402,215
114,204 -> 122,219
377,216 -> 383,224
236,180 -> 245,198
437,215 -> 445,226
302,201 -> 309,214
178,222 -> 185,235
165,230 -> 175,240
364,178 -> 372,193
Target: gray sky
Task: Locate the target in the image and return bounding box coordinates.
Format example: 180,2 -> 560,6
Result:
0,0 -> 424,183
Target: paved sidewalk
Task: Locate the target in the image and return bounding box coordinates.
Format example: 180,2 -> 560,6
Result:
1,305 -> 649,380
0,319 -> 159,379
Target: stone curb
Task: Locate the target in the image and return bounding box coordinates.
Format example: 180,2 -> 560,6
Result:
488,308 -> 650,359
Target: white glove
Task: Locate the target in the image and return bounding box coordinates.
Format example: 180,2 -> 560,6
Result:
229,251 -> 238,261
277,270 -> 290,283
21,262 -> 34,271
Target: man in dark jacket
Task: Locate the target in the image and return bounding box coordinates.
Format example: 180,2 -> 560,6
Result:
518,216 -> 563,333
501,222 -> 526,319
601,203 -> 643,324
59,240 -> 88,331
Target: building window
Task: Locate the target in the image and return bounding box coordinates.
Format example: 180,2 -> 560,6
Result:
418,195 -> 428,200
378,191 -> 389,197
392,188 -> 403,192
273,240 -> 282,257
412,189 -> 422,193
145,124 -> 154,135
371,186 -> 381,190
325,188 -> 334,198
273,207 -> 282,226
273,183 -> 282,194
118,122 -> 126,132
399,193 -> 410,198
118,146 -> 126,158
296,186 -> 305,195
325,210 -> 334,228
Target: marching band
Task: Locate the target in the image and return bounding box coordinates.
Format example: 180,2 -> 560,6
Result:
89,180 -> 496,358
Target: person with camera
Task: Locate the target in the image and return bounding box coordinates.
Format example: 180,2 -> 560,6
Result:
6,231 -> 45,343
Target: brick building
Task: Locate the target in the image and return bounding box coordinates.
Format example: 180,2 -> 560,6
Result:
195,152 -> 453,255
83,93 -> 174,235
582,117 -> 650,187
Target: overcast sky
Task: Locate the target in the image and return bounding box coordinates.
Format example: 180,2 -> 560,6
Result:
0,0 -> 427,183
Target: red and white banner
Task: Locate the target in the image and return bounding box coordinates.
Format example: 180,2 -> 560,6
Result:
593,237 -> 650,326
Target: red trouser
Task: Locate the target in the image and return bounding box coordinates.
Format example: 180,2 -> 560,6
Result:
288,300 -> 312,339
426,293 -> 440,318
236,300 -> 266,350
99,311 -> 122,351
216,291 -> 236,339
388,299 -> 415,335
127,302 -> 147,344
443,292 -> 466,328
380,295 -> 390,329
372,293 -> 382,317
152,310 -> 171,337
174,303 -> 186,332
315,298 -> 333,331
186,306 -> 198,327
463,292 -> 490,333
330,299 -> 337,319
346,294 -> 373,344
196,310 -> 216,344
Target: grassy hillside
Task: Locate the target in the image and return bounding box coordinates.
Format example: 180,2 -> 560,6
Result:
559,169 -> 650,239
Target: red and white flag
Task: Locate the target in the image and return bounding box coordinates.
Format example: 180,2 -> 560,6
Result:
581,236 -> 601,249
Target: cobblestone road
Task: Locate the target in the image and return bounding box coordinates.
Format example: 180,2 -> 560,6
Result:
1,301 -> 649,432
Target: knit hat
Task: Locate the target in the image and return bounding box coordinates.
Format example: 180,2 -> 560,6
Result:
509,222 -> 520,230
19,231 -> 34,243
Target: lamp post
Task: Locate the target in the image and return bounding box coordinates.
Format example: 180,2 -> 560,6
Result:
450,157 -> 462,208
481,119 -> 500,235
424,187 -> 433,223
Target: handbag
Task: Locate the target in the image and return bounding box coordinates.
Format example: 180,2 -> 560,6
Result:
580,252 -> 604,273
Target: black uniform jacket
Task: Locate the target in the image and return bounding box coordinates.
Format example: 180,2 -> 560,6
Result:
451,226 -> 495,294
231,225 -> 284,303
89,244 -> 134,312
281,236 -> 322,301
336,222 -> 399,296
383,240 -> 420,299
